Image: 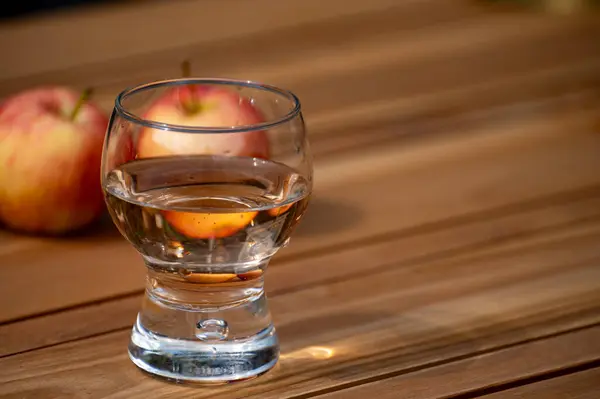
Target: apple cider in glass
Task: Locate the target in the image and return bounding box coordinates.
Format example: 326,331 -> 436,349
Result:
101,79 -> 312,383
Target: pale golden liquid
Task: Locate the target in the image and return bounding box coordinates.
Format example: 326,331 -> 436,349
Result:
103,156 -> 310,274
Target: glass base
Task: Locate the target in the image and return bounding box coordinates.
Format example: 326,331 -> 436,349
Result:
128,315 -> 279,383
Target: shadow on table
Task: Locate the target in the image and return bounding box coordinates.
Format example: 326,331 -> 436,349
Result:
294,197 -> 364,237
59,211 -> 122,241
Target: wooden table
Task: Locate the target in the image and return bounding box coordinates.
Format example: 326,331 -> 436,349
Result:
1,1 -> 599,397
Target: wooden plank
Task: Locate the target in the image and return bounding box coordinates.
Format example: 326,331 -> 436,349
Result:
79,14 -> 600,117
0,0 -> 402,80
1,216 -> 599,397
0,282 -> 597,398
0,237 -> 142,323
318,326 -> 600,399
3,193 -> 600,356
308,69 -> 599,151
290,17 -> 599,122
0,0 -> 481,94
268,230 -> 600,354
0,106 -> 598,322
482,367 -> 600,399
0,2 -> 596,141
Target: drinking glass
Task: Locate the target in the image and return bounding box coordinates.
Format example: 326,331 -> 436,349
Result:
101,78 -> 312,383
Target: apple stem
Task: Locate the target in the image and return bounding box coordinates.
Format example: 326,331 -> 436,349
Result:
180,59 -> 200,114
70,87 -> 93,121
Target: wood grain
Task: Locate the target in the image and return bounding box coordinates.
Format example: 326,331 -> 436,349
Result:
318,326 -> 600,399
0,1 -> 597,139
1,216 -> 599,397
3,192 -> 600,357
0,0 -> 402,79
1,105 -> 598,322
482,367 -> 600,399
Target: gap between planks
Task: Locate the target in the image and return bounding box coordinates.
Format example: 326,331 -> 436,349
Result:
303,325 -> 600,399
474,364 -> 600,399
0,292 -> 598,397
1,102 -> 598,323
2,191 -> 600,356
1,216 -> 599,395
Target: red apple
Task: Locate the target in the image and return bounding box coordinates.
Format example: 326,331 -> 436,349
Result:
137,85 -> 269,159
0,87 -> 109,235
137,84 -> 270,239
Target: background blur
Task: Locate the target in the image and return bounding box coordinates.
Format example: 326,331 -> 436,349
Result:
2,2 -> 600,396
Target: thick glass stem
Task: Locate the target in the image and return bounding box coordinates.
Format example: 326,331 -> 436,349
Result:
128,260 -> 279,382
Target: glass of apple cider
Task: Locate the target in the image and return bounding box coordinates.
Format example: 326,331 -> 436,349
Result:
101,78 -> 312,383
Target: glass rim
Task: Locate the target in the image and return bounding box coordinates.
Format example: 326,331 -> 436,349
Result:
115,78 -> 302,134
